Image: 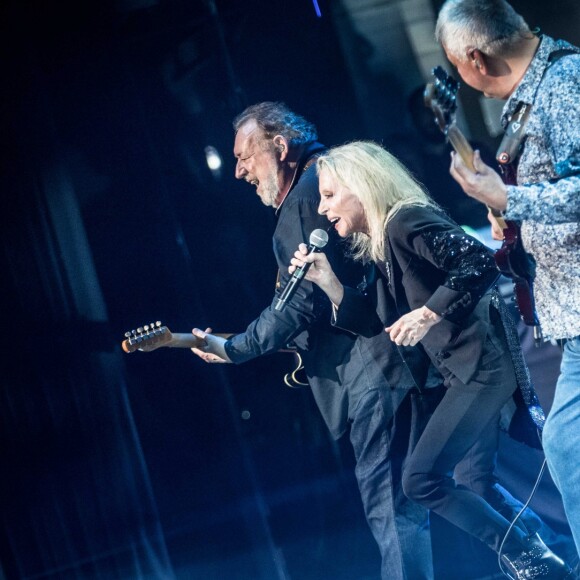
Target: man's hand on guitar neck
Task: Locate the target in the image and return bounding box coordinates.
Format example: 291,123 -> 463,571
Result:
450,150 -> 508,213
191,327 -> 232,364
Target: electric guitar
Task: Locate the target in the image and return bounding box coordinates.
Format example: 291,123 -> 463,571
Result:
424,66 -> 541,341
121,321 -> 308,387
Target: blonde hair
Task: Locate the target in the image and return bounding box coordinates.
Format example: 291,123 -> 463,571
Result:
316,141 -> 435,263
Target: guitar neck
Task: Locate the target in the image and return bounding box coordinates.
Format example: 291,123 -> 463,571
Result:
447,125 -> 508,231
447,125 -> 475,171
121,328 -> 236,353
167,332 -> 234,349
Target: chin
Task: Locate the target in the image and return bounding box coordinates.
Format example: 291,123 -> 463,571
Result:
256,191 -> 273,207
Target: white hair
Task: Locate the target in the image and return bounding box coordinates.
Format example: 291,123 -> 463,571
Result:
435,0 -> 531,62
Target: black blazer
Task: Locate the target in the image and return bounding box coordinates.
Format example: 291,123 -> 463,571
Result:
337,204 -> 500,385
335,204 -> 545,446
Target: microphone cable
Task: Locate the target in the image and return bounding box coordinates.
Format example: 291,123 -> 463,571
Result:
497,429 -> 547,580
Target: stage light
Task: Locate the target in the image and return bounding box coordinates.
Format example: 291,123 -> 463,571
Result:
205,146 -> 222,171
312,0 -> 322,17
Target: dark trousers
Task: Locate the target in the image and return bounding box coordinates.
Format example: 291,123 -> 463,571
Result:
351,384 -> 443,580
402,313 -> 536,554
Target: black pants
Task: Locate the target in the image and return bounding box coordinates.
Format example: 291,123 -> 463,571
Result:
402,310 -> 537,554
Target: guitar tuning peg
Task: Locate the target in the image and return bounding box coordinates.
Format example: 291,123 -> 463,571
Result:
155,321 -> 162,327
143,324 -> 150,332
124,331 -> 132,338
137,327 -> 143,334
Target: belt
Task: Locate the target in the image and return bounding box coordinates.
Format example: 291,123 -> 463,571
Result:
555,335 -> 580,348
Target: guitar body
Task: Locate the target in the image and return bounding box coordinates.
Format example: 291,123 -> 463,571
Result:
493,222 -> 540,327
425,66 -> 542,340
493,220 -> 527,279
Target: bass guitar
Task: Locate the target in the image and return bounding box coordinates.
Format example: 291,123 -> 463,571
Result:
121,321 -> 308,387
424,66 -> 541,342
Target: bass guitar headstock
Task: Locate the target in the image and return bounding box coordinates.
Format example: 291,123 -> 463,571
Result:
424,65 -> 460,135
424,65 -> 475,172
122,321 -> 173,353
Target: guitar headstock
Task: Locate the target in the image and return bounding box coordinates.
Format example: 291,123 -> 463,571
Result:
424,65 -> 460,135
121,321 -> 173,353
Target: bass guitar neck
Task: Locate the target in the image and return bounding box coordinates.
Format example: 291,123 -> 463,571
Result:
446,125 -> 508,231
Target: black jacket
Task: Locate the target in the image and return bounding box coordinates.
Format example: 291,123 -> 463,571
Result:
335,204 -> 501,385
334,204 -> 544,446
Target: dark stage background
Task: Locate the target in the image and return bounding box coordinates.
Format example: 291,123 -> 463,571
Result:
1,1 -> 579,579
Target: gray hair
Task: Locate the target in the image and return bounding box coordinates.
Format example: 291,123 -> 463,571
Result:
435,0 -> 531,62
317,141 -> 434,263
233,102 -> 317,148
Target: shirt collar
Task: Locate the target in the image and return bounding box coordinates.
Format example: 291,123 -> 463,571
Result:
274,141 -> 326,215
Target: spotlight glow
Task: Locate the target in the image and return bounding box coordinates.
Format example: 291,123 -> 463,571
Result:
204,146 -> 222,171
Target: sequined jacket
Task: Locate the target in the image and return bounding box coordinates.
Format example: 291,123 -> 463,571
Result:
333,204 -> 545,440
502,36 -> 580,340
333,205 -> 545,447
338,204 -> 499,385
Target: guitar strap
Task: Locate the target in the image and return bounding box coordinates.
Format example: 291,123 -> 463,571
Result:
275,152 -> 323,291
496,48 -> 577,173
276,151 -> 324,387
496,102 -> 531,167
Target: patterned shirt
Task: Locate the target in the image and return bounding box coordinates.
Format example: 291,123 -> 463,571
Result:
502,35 -> 580,340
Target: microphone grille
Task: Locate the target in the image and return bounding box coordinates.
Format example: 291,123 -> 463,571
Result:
309,228 -> 329,249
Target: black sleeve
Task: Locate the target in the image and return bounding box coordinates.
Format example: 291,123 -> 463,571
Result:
389,206 -> 499,321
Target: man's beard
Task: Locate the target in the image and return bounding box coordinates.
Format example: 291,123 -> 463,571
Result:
259,168 -> 280,208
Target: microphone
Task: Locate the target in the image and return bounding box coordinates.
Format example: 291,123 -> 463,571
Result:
274,228 -> 329,312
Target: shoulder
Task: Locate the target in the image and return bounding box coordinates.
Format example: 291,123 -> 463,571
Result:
280,164 -> 322,217
544,53 -> 580,87
292,163 -> 320,200
277,176 -> 328,237
289,143 -> 327,203
388,203 -> 449,236
537,53 -> 580,127
539,40 -> 580,92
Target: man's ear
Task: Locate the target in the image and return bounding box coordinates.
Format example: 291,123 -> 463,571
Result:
469,48 -> 487,73
273,135 -> 289,160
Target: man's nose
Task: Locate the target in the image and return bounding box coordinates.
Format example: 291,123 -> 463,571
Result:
235,160 -> 246,180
